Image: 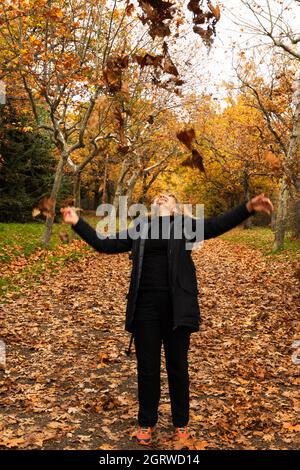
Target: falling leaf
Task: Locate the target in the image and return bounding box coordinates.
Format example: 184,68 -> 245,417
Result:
208,2 -> 221,21
163,56 -> 179,76
187,0 -> 219,45
134,53 -> 163,68
137,0 -> 175,39
125,3 -> 135,16
181,149 -> 205,173
32,196 -> 55,219
176,128 -> 196,149
103,56 -> 129,93
32,207 -> 41,218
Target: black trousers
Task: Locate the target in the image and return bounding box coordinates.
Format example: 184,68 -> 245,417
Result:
132,289 -> 191,428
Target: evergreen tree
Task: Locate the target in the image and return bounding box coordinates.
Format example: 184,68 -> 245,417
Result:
0,101 -> 56,222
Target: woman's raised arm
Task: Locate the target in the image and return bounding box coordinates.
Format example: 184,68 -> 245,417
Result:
184,194 -> 274,242
202,194 -> 273,240
202,200 -> 255,240
61,207 -> 133,254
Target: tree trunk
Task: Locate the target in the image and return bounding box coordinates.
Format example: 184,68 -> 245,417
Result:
273,176 -> 289,251
43,157 -> 64,246
73,172 -> 81,215
271,208 -> 276,231
101,154 -> 109,204
125,169 -> 141,208
273,73 -> 300,250
112,160 -> 130,215
287,73 -> 300,197
139,172 -> 148,204
93,177 -> 101,210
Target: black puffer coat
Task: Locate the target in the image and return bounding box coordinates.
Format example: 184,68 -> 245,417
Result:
71,200 -> 255,355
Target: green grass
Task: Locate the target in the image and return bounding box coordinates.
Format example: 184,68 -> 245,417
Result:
0,215 -> 132,299
0,214 -> 114,263
0,222 -> 58,262
221,226 -> 300,261
0,220 -> 298,300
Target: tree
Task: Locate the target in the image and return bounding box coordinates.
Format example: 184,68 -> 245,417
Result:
0,0 -> 223,239
0,100 -> 55,222
230,0 -> 300,249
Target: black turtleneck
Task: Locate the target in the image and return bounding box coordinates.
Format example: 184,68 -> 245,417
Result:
139,214 -> 174,291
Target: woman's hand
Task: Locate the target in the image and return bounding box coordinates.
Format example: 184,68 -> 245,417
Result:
246,193 -> 274,216
60,206 -> 79,226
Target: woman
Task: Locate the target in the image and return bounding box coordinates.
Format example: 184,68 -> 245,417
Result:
61,192 -> 273,445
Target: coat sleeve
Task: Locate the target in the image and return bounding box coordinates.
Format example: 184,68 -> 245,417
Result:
71,217 -> 133,254
186,200 -> 255,242
203,201 -> 255,240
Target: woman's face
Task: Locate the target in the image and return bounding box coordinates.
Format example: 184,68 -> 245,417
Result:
152,193 -> 177,213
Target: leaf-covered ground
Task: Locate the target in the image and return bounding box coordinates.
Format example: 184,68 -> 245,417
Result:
0,236 -> 299,450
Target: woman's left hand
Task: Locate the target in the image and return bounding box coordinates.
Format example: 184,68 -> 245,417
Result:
246,193 -> 274,215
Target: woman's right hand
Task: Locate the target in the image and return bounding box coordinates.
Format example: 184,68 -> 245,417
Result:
60,206 -> 79,226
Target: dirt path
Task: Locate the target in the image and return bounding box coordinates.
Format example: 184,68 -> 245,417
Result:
0,237 -> 299,450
